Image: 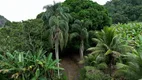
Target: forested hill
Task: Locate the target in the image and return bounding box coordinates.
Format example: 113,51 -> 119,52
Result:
105,0 -> 142,24
0,15 -> 8,27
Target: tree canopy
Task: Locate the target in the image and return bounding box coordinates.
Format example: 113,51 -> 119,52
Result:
105,0 -> 142,24
63,0 -> 112,30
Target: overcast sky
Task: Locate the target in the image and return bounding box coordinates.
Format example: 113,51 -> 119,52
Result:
0,0 -> 110,21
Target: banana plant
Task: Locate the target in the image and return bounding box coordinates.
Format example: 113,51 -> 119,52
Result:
0,49 -> 63,80
114,35 -> 142,80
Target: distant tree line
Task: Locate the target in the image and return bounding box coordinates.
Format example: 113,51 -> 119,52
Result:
105,0 -> 142,24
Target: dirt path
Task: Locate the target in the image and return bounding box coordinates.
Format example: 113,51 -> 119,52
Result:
60,54 -> 83,80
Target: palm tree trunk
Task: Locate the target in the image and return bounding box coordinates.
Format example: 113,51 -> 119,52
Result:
55,38 -> 60,78
80,40 -> 84,60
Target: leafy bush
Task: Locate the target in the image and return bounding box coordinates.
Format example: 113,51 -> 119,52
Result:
80,66 -> 111,80
63,0 -> 111,30
114,35 -> 142,80
87,27 -> 129,76
0,19 -> 45,53
114,23 -> 142,48
105,0 -> 142,23
84,54 -> 107,70
0,50 -> 63,80
80,54 -> 110,80
82,27 -> 133,79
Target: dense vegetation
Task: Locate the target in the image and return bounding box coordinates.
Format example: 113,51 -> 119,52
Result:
82,23 -> 142,79
0,0 -> 142,79
63,0 -> 111,30
105,0 -> 142,24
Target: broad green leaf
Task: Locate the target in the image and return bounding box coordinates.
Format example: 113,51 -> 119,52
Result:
104,49 -> 112,55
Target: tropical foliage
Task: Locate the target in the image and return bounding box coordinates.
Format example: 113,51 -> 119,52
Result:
0,50 -> 62,80
83,22 -> 142,79
80,66 -> 111,80
43,2 -> 71,77
63,0 -> 111,30
115,22 -> 142,48
0,19 -> 44,52
1,0 -> 142,79
105,0 -> 142,23
86,27 -> 128,78
70,20 -> 91,59
113,23 -> 142,79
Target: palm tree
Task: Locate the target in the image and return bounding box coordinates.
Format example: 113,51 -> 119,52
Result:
70,20 -> 91,60
44,2 -> 71,78
115,51 -> 142,80
88,27 -> 129,76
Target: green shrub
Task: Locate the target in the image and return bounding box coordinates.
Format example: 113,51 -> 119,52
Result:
80,66 -> 111,80
114,35 -> 142,80
0,49 -> 63,80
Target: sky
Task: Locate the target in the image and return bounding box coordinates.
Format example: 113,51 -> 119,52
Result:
0,0 -> 110,22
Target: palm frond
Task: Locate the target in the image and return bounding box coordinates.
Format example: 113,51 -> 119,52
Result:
69,32 -> 79,41
104,49 -> 112,56
49,16 -> 59,27
97,62 -> 108,69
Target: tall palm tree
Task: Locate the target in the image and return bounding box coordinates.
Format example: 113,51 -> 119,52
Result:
70,20 -> 91,60
44,2 -> 71,78
88,27 -> 129,76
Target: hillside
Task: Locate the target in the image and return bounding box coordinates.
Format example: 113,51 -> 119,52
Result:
0,15 -> 8,27
105,0 -> 142,24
